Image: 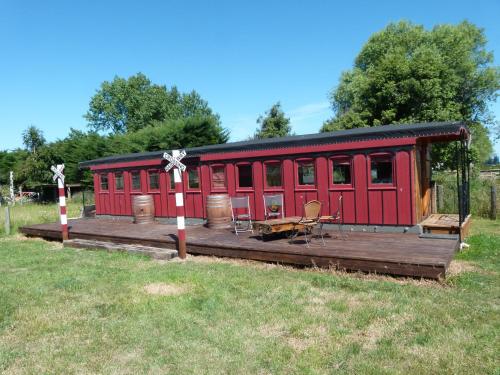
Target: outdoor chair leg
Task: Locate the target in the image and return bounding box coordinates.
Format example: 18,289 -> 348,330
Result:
319,223 -> 326,246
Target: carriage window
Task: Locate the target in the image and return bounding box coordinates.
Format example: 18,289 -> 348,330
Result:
211,166 -> 226,189
149,171 -> 160,190
100,174 -> 108,190
131,171 -> 141,191
298,161 -> 315,186
237,164 -> 253,188
371,156 -> 393,184
265,163 -> 282,187
170,172 -> 175,189
188,168 -> 200,189
332,160 -> 351,185
114,173 -> 124,191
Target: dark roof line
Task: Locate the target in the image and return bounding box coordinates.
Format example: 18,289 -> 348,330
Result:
79,121 -> 467,168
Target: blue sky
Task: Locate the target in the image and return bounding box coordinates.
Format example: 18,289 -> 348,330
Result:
1,0 -> 499,156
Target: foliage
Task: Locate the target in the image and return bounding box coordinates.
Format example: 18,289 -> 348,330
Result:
0,150 -> 28,186
8,116 -> 229,189
433,171 -> 499,218
322,21 -> 500,167
22,125 -> 46,153
85,73 -> 220,133
0,218 -> 498,373
253,102 -> 292,139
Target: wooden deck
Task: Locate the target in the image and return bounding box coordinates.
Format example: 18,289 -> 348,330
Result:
20,219 -> 460,279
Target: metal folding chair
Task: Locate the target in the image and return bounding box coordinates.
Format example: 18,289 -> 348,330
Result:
263,194 -> 284,220
230,196 -> 253,235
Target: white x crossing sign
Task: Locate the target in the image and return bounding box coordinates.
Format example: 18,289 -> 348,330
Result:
163,150 -> 186,172
51,164 -> 65,184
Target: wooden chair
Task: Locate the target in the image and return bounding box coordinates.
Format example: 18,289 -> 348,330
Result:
263,194 -> 284,220
290,200 -> 322,246
230,196 -> 253,235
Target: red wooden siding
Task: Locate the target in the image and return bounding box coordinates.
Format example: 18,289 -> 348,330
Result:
92,146 -> 416,226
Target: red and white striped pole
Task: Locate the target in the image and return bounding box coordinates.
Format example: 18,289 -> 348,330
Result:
51,164 -> 68,241
172,150 -> 186,259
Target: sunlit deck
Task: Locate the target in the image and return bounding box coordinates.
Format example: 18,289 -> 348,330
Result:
20,218 -> 459,279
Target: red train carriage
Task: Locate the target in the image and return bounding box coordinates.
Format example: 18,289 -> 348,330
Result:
79,122 -> 470,228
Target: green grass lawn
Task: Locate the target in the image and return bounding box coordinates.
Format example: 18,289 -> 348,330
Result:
0,218 -> 498,373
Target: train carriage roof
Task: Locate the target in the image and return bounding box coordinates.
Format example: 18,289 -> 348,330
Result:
80,121 -> 468,168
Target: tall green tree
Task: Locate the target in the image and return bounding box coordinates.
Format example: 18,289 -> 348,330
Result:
254,102 -> 292,139
22,125 -> 46,153
321,21 -> 500,167
85,73 -> 220,133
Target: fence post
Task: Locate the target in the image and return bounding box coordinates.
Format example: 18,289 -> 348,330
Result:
491,185 -> 497,220
436,184 -> 444,213
431,182 -> 437,214
4,206 -> 10,235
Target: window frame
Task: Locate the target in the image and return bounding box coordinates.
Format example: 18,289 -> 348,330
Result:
130,170 -> 142,192
210,164 -> 227,191
114,172 -> 124,191
295,158 -> 316,189
235,162 -> 254,191
368,152 -> 396,188
329,156 -> 354,189
147,169 -> 161,192
263,160 -> 283,190
168,171 -> 176,191
99,173 -> 109,191
186,166 -> 201,191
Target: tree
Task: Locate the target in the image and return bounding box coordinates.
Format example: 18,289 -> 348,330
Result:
321,21 -> 500,167
85,73 -> 220,133
22,125 -> 46,153
254,102 -> 292,139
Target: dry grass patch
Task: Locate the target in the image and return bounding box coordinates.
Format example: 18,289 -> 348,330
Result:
143,282 -> 188,296
350,313 -> 413,351
447,260 -> 480,276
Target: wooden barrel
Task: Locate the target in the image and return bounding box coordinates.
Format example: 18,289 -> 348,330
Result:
132,195 -> 155,224
206,194 -> 232,229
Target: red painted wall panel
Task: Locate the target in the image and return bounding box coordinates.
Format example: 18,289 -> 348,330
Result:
368,190 -> 383,224
316,156 -> 329,216
282,159 -> 295,217
382,190 -> 398,225
90,145 -> 417,225
353,154 -> 368,224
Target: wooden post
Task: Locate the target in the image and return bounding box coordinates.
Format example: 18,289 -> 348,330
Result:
431,182 -> 437,214
51,164 -> 69,241
437,184 -> 444,213
491,185 -> 497,220
173,150 -> 186,259
163,149 -> 187,259
4,206 -> 10,235
9,171 -> 14,206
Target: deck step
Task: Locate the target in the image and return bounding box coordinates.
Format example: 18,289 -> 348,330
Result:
63,239 -> 178,260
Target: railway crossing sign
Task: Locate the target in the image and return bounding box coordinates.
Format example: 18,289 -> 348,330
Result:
163,150 -> 186,172
51,164 -> 65,183
162,150 -> 187,259
51,164 -> 68,241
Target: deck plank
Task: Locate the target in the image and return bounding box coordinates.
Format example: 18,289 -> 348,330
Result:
19,219 -> 458,279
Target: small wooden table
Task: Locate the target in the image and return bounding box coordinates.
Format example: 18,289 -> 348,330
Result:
253,217 -> 305,236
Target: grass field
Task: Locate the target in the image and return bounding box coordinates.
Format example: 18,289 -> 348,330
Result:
0,202 -> 81,236
0,208 -> 499,374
